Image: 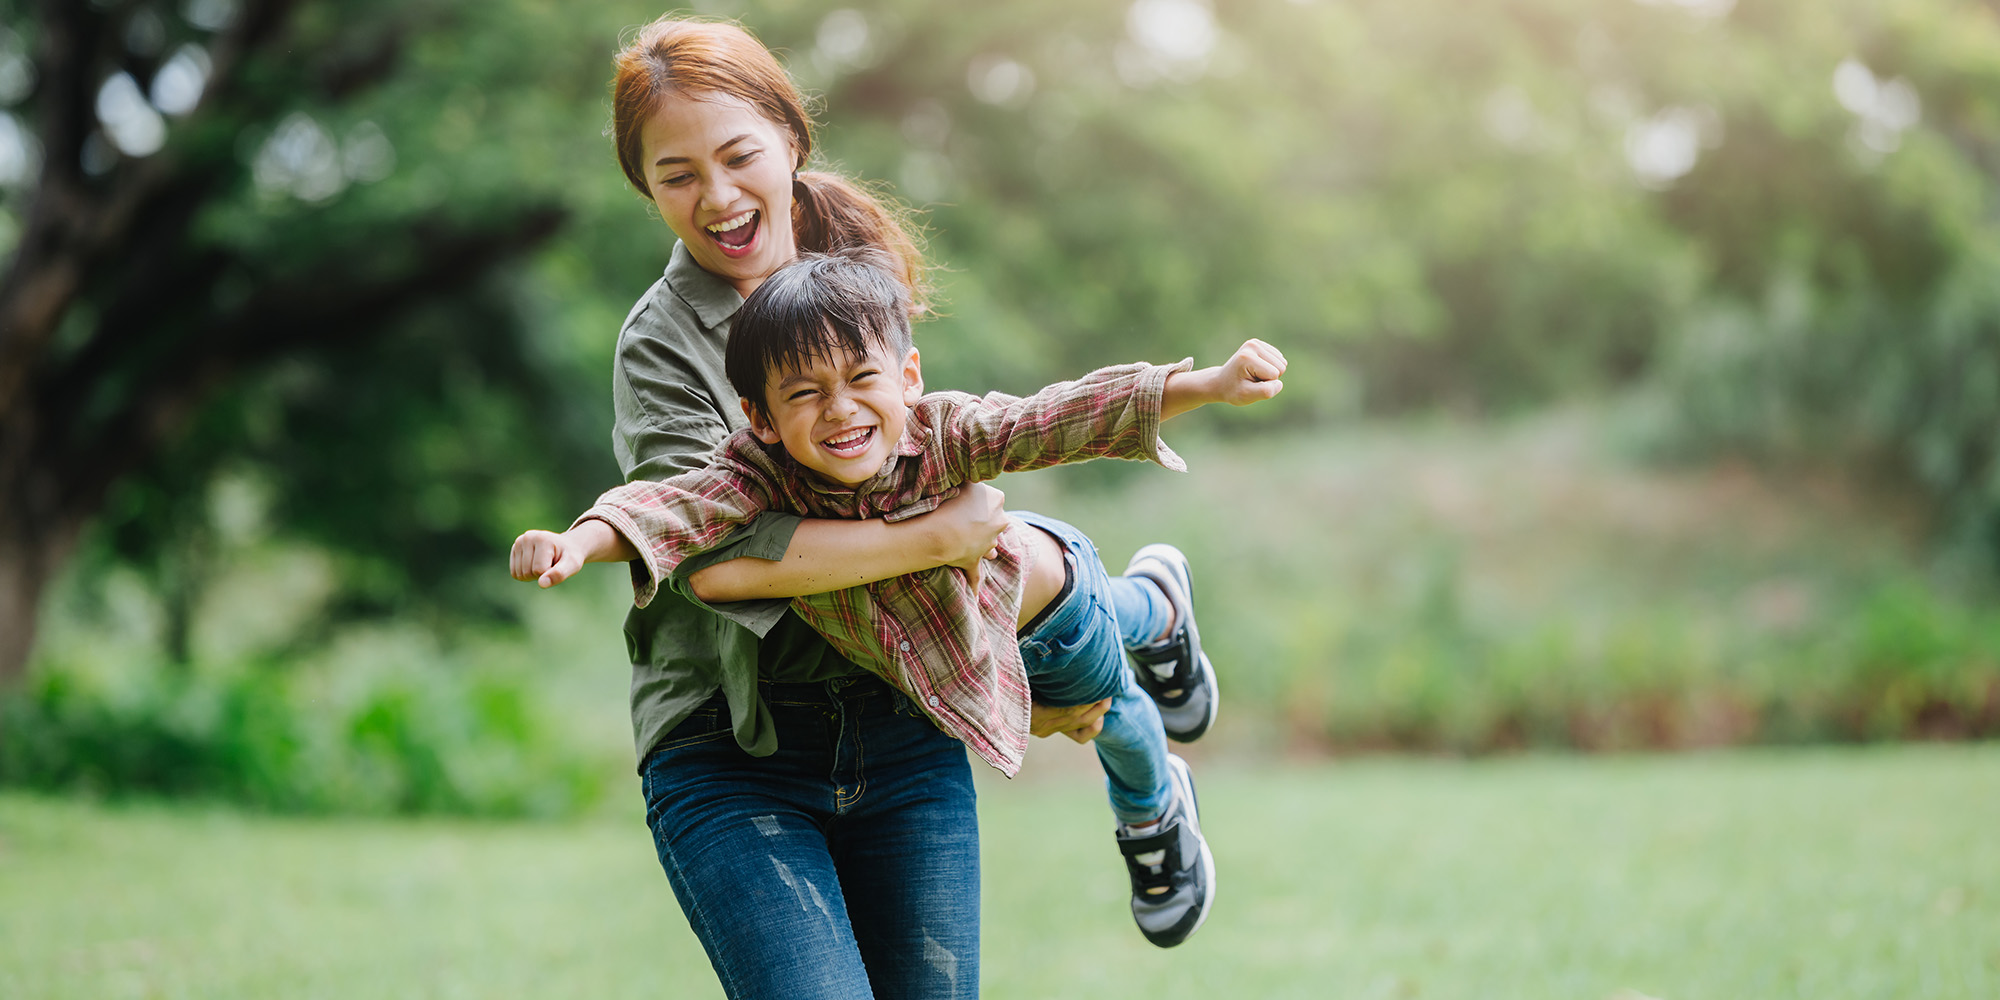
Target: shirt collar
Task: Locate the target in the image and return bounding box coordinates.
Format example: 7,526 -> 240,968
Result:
664,240 -> 744,332
893,405 -> 925,459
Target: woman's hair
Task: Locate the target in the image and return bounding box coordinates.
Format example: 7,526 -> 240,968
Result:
726,250 -> 914,417
609,17 -> 928,303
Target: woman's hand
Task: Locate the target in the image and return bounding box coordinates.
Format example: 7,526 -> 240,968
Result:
1030,697 -> 1112,744
923,483 -> 1008,589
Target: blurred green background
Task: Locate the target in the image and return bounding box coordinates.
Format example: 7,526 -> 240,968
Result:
3,0 -> 1999,994
5,0 -> 1997,808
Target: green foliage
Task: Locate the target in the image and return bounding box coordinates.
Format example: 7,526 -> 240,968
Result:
12,0 -> 2000,799
0,654 -> 603,817
1000,418 -> 2000,755
1292,578 -> 2000,753
1637,0 -> 2000,576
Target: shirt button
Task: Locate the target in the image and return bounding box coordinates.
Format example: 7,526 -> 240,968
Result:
899,641 -> 911,652
927,695 -> 940,707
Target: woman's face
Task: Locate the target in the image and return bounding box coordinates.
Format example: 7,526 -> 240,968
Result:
639,90 -> 799,298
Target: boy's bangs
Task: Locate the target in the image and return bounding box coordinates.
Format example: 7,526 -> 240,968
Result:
770,312 -> 882,381
727,250 -> 914,410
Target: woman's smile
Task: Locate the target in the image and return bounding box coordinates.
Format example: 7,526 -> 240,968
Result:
705,209 -> 760,257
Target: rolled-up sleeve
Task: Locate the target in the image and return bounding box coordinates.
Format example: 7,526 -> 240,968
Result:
610,296 -> 802,635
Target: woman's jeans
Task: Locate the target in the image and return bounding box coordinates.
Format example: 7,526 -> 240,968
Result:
641,676 -> 979,1000
1013,511 -> 1176,825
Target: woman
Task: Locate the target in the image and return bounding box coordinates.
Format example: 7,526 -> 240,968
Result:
598,17 -> 1106,999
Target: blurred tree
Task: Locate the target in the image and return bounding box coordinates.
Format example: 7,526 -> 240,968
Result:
5,0 -> 1998,688
0,0 -> 580,680
1643,0 -> 2000,574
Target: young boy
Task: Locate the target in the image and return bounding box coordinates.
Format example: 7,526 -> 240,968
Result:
511,250 -> 1285,947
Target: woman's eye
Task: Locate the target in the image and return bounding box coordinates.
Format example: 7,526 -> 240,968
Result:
660,173 -> 693,188
731,150 -> 760,167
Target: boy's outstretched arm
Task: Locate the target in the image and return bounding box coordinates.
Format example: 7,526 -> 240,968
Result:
509,519 -> 637,589
1161,338 -> 1288,421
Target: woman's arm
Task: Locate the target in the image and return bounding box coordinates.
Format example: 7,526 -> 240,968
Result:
687,482 -> 1009,601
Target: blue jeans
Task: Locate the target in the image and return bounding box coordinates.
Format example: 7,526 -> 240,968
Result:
1013,511 -> 1176,825
641,676 -> 980,1000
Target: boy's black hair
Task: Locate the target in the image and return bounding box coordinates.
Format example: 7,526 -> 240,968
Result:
727,249 -> 915,420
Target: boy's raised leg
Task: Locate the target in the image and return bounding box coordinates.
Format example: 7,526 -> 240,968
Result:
1122,544 -> 1218,742
1115,753 -> 1214,948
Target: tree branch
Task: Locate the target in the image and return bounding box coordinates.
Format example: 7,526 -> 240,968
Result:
43,205 -> 566,521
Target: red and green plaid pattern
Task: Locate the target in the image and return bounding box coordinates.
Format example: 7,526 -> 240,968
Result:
578,359 -> 1189,775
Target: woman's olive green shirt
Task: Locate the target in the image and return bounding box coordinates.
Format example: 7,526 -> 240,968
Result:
612,241 -> 866,764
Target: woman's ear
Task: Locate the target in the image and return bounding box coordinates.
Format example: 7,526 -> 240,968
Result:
742,397 -> 783,444
901,347 -> 924,404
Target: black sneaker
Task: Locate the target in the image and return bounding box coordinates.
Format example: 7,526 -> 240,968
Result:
1116,753 -> 1215,948
1124,543 -> 1218,742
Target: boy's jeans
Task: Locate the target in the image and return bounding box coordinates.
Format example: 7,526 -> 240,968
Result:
1013,510 -> 1177,825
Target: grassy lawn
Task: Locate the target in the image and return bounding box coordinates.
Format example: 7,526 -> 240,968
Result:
4,742 -> 1996,999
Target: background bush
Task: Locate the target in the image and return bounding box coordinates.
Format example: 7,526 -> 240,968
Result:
0,654 -> 603,817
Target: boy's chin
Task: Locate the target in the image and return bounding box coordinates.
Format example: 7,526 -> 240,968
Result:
803,456 -> 885,486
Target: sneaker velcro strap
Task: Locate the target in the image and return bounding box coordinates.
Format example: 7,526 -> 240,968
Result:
1128,633 -> 1197,706
1117,820 -> 1195,889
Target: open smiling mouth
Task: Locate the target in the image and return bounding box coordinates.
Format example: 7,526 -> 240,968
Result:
820,427 -> 874,457
706,211 -> 759,255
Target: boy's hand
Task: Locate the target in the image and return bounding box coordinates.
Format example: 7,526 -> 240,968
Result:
1211,338 -> 1287,406
510,528 -> 588,589
1162,338 -> 1288,419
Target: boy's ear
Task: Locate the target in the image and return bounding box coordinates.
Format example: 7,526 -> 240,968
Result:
901,347 -> 924,404
741,397 -> 783,444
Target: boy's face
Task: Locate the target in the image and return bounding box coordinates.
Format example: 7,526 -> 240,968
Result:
743,336 -> 923,486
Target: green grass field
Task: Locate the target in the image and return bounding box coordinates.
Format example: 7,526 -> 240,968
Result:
5,742 -> 1995,999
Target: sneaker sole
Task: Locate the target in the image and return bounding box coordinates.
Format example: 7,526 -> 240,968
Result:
1169,753 -> 1216,943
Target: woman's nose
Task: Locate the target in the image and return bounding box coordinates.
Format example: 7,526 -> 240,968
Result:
700,176 -> 740,211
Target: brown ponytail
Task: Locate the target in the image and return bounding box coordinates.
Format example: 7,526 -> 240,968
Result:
609,17 -> 929,307
792,171 -> 929,312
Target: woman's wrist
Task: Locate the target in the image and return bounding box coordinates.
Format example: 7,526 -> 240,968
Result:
908,511 -> 964,566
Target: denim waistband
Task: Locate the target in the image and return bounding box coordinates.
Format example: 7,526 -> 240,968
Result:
756,675 -> 888,703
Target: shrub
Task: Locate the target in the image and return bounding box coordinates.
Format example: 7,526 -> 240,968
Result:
0,655 -> 604,817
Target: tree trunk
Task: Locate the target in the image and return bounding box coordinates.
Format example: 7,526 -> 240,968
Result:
0,436 -> 85,682
0,529 -> 66,684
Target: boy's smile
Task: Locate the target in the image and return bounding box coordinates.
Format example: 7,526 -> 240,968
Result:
744,340 -> 924,486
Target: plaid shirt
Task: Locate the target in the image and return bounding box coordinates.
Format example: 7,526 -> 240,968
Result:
578,359 -> 1190,775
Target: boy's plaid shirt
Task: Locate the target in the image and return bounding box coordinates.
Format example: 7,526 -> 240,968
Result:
578,359 -> 1190,776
